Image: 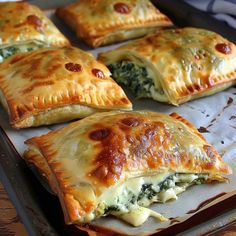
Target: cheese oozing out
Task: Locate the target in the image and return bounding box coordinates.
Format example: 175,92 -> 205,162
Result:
94,172 -> 208,226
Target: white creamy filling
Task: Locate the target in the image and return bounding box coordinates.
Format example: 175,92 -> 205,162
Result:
115,205 -> 168,227
149,84 -> 167,102
95,173 -> 205,226
110,59 -> 168,102
145,66 -> 168,102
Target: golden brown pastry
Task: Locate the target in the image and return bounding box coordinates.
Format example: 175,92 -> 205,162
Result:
23,110 -> 232,227
98,27 -> 236,105
0,2 -> 70,62
0,47 -> 132,128
56,0 -> 173,48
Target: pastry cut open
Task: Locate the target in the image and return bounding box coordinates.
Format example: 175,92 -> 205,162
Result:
98,27 -> 236,105
0,2 -> 70,63
56,0 -> 173,48
0,47 -> 132,128
23,111 -> 232,227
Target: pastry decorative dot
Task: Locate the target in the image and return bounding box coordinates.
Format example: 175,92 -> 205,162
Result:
215,43 -> 231,54
89,128 -> 110,140
114,3 -> 131,14
121,117 -> 140,127
92,68 -> 105,79
65,63 -> 82,72
27,15 -> 42,30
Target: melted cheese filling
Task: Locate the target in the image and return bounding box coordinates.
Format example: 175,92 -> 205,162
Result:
108,61 -> 168,102
0,42 -> 45,62
25,144 -> 210,227
95,173 -> 208,226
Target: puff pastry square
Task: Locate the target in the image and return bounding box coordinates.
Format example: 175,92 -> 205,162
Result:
0,2 -> 70,62
23,111 -> 231,226
0,47 -> 132,128
98,27 -> 236,105
56,0 -> 173,48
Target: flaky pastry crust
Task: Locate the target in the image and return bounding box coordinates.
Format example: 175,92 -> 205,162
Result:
0,2 -> 70,47
24,111 -> 232,224
98,27 -> 236,105
0,47 -> 132,128
56,0 -> 173,47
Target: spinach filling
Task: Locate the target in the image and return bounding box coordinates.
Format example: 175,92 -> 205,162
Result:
0,44 -> 44,62
104,189 -> 136,215
0,46 -> 19,61
103,173 -> 208,215
138,173 -> 208,203
108,61 -> 159,98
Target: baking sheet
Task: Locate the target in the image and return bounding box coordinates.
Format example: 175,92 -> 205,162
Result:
0,0 -> 236,235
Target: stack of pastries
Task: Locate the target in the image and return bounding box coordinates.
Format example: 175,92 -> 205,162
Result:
0,0 -> 234,233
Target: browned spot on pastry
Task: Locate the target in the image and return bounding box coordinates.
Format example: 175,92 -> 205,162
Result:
145,127 -> 157,139
22,81 -> 55,93
204,145 -> 216,160
92,147 -> 125,186
121,117 -> 140,127
186,85 -> 194,93
198,126 -> 210,133
10,55 -> 24,64
82,202 -> 95,213
88,119 -> 175,186
184,84 -> 203,95
147,37 -> 159,46
126,135 -> 135,144
201,75 -> 215,87
65,63 -> 82,72
27,15 -> 43,30
93,165 -> 108,180
194,84 -> 203,91
47,64 -> 62,77
15,105 -> 29,120
91,68 -> 105,79
90,124 -> 126,186
15,1 -> 28,10
114,2 -> 131,14
89,128 -> 111,141
120,97 -> 130,104
202,145 -> 216,170
215,43 -> 232,54
22,58 -> 42,77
